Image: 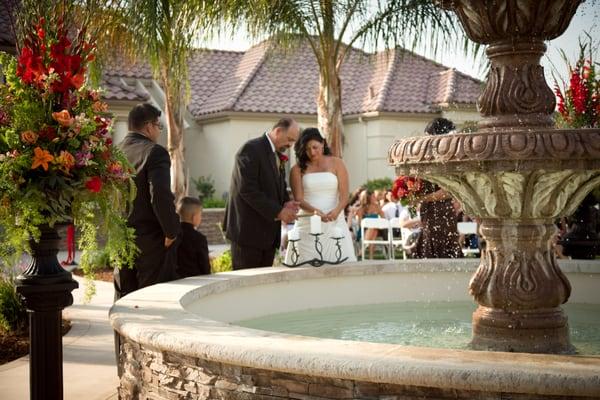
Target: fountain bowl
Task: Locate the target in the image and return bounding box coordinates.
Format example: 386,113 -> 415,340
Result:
110,259 -> 600,399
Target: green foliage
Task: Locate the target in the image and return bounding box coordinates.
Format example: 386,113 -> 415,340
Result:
0,15 -> 138,297
363,177 -> 393,192
202,197 -> 226,208
211,250 -> 232,273
0,277 -> 27,333
192,175 -> 215,200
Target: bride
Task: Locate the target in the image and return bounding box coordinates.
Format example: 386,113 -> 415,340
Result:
284,128 -> 356,265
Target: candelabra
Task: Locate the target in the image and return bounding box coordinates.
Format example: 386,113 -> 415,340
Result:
283,233 -> 348,267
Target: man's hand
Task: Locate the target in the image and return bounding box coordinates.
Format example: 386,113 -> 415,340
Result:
277,206 -> 298,224
165,236 -> 176,248
283,200 -> 300,213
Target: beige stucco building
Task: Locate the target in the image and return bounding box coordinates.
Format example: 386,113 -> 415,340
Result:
103,41 -> 482,198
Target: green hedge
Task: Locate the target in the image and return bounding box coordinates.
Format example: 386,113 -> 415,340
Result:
363,177 -> 393,192
202,197 -> 226,208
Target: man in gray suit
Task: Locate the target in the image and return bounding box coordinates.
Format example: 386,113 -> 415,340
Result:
224,118 -> 300,269
115,103 -> 180,299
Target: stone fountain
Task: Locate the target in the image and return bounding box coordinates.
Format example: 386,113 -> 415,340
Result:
389,0 -> 600,354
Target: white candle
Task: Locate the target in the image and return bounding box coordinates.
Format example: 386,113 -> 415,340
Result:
310,214 -> 322,234
288,227 -> 299,241
331,227 -> 343,238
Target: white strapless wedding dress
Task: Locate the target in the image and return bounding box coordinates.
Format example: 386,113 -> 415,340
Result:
284,172 -> 356,265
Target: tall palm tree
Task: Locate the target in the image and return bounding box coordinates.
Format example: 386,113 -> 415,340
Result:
118,0 -> 218,201
220,0 -> 468,157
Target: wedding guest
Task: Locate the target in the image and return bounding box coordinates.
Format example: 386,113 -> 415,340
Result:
412,118 -> 462,258
374,189 -> 385,207
115,102 -> 180,376
224,118 -> 300,269
356,189 -> 384,259
382,189 -> 402,221
116,103 -> 180,297
176,197 -> 211,278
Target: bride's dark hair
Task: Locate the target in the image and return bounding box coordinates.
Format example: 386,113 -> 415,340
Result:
294,128 -> 331,173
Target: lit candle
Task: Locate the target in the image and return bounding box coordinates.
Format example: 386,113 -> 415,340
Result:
331,227 -> 343,238
288,227 -> 300,241
310,213 -> 322,234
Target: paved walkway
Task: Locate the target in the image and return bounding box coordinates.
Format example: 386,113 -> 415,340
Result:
0,245 -> 230,399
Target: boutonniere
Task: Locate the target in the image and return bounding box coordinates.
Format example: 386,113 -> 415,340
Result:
277,152 -> 288,172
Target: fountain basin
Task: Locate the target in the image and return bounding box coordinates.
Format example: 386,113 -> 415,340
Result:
110,260 -> 600,399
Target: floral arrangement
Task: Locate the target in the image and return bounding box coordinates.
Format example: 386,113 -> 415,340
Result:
554,37 -> 599,128
0,15 -> 137,286
391,176 -> 424,208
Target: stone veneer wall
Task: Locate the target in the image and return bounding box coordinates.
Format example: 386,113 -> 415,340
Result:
118,339 -> 596,400
197,208 -> 226,245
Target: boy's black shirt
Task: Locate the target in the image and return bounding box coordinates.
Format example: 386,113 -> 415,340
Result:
176,222 -> 211,278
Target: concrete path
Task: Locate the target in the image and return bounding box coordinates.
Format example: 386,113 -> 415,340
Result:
0,245 -> 230,399
0,275 -> 119,400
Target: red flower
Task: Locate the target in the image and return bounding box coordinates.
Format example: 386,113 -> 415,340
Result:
38,126 -> 57,141
392,176 -> 424,205
278,152 -> 289,163
16,46 -> 46,87
85,176 -> 102,193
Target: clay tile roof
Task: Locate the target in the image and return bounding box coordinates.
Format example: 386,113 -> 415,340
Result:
101,76 -> 150,102
103,59 -> 153,80
93,38 -> 482,117
232,41 -> 318,115
191,44 -> 264,116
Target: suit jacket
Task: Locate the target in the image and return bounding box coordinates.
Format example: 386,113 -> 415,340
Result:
176,222 -> 211,278
224,135 -> 288,249
116,132 -> 180,292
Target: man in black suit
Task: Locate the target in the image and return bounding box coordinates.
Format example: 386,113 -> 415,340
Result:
224,117 -> 300,269
115,103 -> 180,299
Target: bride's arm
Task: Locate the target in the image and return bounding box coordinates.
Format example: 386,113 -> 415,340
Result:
290,165 -> 325,217
325,157 -> 349,221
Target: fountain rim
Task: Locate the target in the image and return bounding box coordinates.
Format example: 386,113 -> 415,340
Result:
388,127 -> 600,170
110,260 -> 600,397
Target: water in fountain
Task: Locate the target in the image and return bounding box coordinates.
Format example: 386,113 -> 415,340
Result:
238,301 -> 600,355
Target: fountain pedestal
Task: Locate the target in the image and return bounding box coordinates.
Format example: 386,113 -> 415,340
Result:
389,0 -> 600,353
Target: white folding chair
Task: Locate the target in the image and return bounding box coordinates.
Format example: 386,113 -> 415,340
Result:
360,218 -> 391,260
389,217 -> 407,260
457,221 -> 479,256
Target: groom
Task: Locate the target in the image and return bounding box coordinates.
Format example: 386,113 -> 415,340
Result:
224,117 -> 300,269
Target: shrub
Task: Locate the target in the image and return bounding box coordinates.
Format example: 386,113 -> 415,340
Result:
192,175 -> 215,200
363,177 -> 393,192
202,197 -> 226,208
211,250 -> 232,273
0,277 -> 27,333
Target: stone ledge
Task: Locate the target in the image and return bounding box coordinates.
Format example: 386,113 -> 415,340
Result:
110,261 -> 600,398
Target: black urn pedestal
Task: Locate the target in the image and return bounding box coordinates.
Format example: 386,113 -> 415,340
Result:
15,224 -> 78,400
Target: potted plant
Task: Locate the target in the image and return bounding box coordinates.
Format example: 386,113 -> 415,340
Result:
0,15 -> 137,279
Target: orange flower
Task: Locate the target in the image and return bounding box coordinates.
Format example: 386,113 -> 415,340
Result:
92,101 -> 108,113
52,110 -> 74,127
20,130 -> 38,144
56,150 -> 75,172
31,147 -> 54,171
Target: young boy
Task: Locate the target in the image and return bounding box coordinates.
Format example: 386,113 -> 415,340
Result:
176,197 -> 211,277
